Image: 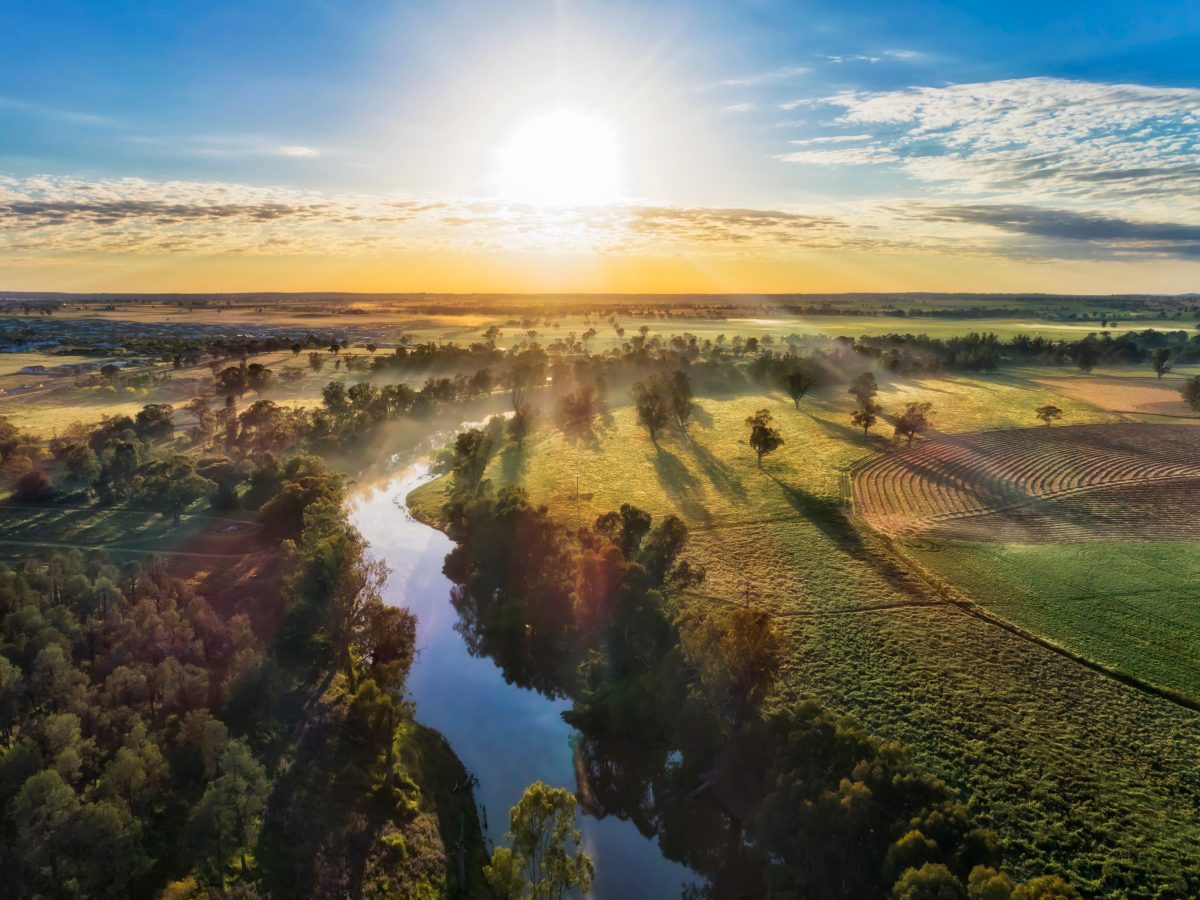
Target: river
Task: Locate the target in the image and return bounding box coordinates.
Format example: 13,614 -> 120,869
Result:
348,461 -> 700,898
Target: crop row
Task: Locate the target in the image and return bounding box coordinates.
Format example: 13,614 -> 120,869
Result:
853,424 -> 1200,540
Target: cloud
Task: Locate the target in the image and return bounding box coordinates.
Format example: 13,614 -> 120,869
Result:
775,145 -> 897,165
903,203 -> 1200,258
0,94 -> 115,127
277,145 -> 321,158
0,174 -> 882,257
717,64 -> 810,87
789,78 -> 1200,216
786,134 -> 873,146
724,103 -> 754,113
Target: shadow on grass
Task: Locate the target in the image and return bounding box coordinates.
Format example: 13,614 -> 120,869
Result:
691,403 -> 715,429
681,434 -> 746,499
499,444 -> 527,483
766,471 -> 930,599
649,445 -> 710,522
803,409 -> 893,450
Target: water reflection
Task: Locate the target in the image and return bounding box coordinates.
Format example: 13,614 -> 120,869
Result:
348,465 -> 701,898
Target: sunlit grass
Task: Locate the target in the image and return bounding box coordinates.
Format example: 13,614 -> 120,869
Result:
408,371 -> 1200,893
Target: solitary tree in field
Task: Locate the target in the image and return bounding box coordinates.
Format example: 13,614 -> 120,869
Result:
893,401 -> 933,445
307,351 -> 324,372
667,369 -> 695,430
632,378 -> 670,445
851,400 -> 882,438
746,409 -> 783,467
1182,375 -> 1200,413
782,361 -> 820,409
1036,404 -> 1064,426
1152,348 -> 1171,379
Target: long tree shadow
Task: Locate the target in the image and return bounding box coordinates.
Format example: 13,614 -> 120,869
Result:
499,443 -> 527,483
766,472 -> 935,601
803,409 -> 887,447
681,434 -> 746,499
650,445 -> 710,522
690,404 -> 715,429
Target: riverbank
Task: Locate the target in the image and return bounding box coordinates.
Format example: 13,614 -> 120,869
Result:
351,463 -> 700,898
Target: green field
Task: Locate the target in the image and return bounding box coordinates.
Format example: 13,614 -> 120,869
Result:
410,373 -> 1200,894
906,539 -> 1200,702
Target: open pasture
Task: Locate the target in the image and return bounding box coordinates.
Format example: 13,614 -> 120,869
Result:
853,423 -> 1200,542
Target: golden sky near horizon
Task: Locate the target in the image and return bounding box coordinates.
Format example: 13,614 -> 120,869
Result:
4,2 -> 1200,294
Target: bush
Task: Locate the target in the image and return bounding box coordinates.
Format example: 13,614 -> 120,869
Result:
13,468 -> 54,503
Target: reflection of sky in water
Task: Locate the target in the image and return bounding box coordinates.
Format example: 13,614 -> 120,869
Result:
350,466 -> 698,899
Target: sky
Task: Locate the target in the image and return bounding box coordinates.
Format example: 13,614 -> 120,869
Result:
2,0 -> 1200,294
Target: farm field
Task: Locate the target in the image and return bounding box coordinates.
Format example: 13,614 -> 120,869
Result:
1035,371 -> 1200,417
852,423 -> 1200,541
904,538 -> 1200,703
409,375 -> 1200,894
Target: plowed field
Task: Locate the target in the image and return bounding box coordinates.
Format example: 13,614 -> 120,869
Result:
853,423 -> 1200,541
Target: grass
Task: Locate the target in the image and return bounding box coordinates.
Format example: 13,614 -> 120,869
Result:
408,373 -> 1200,895
905,539 -> 1200,703
0,500 -> 257,561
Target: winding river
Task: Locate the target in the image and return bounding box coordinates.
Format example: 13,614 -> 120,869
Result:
349,460 -> 699,898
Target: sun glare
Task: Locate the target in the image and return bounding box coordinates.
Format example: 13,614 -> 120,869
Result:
493,109 -> 623,206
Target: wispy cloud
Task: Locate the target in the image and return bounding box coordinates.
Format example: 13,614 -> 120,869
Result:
717,64 -> 810,87
785,78 -> 1200,218
0,95 -> 115,127
724,103 -> 754,113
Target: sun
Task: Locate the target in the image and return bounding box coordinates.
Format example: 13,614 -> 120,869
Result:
493,109 -> 623,206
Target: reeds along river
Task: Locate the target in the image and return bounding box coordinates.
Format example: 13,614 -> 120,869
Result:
348,461 -> 699,898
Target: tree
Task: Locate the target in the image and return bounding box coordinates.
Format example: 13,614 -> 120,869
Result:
508,403 -> 534,448
214,366 -> 248,398
452,428 -> 493,490
852,400 -> 882,437
783,361 -> 819,409
1151,348 -> 1171,379
245,363 -> 273,395
307,351 -> 325,372
848,371 -> 879,406
135,404 -> 175,441
1181,375 -> 1200,412
632,378 -> 670,444
134,455 -> 216,523
667,369 -> 695,430
13,468 -> 54,503
61,442 -> 101,483
485,781 -> 594,900
891,862 -> 967,899
11,769 -> 81,894
746,409 -> 783,467
1035,405 -> 1063,426
1073,342 -> 1096,374
681,605 -> 782,724
190,740 -> 269,881
894,401 -> 934,445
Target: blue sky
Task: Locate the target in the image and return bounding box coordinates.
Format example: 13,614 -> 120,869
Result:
3,0 -> 1200,292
